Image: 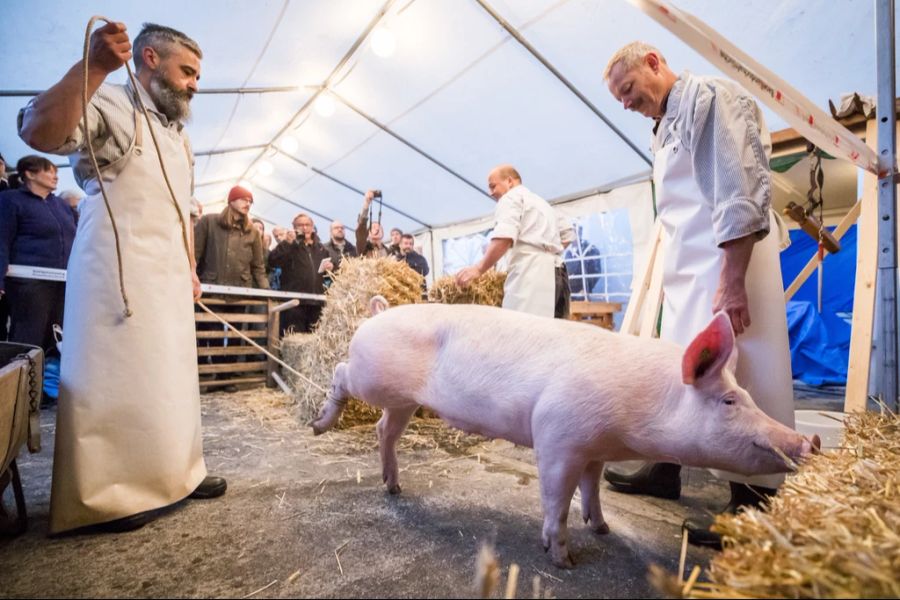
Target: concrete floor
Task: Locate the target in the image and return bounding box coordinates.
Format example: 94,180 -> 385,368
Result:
2,387 -> 831,599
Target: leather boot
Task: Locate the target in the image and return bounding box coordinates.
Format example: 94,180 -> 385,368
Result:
189,475 -> 227,499
603,462 -> 682,500
684,482 -> 777,549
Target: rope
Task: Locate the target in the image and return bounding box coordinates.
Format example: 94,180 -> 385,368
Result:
83,17 -> 326,395
82,16 -> 133,317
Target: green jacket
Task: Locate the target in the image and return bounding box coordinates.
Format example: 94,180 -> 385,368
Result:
194,207 -> 269,289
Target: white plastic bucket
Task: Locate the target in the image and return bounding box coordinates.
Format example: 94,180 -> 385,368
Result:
794,409 -> 845,451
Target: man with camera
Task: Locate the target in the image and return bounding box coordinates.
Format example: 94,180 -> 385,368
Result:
356,189 -> 391,258
268,212 -> 332,334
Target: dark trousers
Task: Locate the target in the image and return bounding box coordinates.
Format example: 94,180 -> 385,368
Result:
280,303 -> 323,336
554,264 -> 571,319
5,279 -> 65,354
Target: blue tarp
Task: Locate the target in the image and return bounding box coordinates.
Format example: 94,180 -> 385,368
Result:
779,225 -> 855,385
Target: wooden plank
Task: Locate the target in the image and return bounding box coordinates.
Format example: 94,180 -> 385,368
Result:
784,200 -> 862,301
199,376 -> 267,389
194,312 -> 269,324
198,361 -> 267,375
621,221 -> 663,336
639,232 -> 666,339
845,119 -> 883,413
569,301 -> 623,315
197,346 -> 268,357
267,299 -> 280,388
195,330 -> 267,339
198,298 -> 268,307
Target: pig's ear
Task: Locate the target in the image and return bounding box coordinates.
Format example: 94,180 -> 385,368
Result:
682,312 -> 735,386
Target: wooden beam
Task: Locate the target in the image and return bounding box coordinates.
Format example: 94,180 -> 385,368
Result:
195,330 -> 267,339
198,361 -> 267,375
197,346 -> 267,357
845,119 -> 885,412
194,312 -> 269,324
639,245 -> 666,339
621,221 -> 663,335
199,375 -> 267,389
784,199 -> 862,301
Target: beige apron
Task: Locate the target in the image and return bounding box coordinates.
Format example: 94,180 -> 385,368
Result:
502,242 -> 556,318
50,89 -> 206,533
655,127 -> 794,489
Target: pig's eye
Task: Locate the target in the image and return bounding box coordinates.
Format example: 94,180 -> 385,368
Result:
722,396 -> 736,406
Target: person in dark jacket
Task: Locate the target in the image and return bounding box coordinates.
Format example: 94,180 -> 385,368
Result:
0,155 -> 77,354
268,212 -> 332,335
194,185 -> 268,289
356,190 -> 391,258
323,219 -> 357,270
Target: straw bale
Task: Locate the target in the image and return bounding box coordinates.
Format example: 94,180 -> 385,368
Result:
429,270 -> 506,306
652,409 -> 900,599
282,257 -> 423,425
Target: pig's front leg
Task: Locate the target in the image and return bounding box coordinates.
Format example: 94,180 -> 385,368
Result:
579,461 -> 610,535
311,363 -> 351,435
376,405 -> 418,494
536,450 -> 584,569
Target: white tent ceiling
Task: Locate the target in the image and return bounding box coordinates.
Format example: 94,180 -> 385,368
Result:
0,0 -> 893,234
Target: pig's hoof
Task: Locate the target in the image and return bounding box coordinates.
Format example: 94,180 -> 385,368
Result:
591,521 -> 610,535
387,483 -> 402,495
551,550 -> 575,570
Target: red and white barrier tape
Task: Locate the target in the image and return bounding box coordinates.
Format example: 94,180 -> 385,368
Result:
630,0 -> 883,176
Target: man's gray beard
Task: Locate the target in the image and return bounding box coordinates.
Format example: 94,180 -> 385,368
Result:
149,73 -> 193,123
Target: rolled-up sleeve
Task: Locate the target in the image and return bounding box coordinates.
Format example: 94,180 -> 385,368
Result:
17,97 -> 106,156
687,86 -> 771,246
490,194 -> 523,241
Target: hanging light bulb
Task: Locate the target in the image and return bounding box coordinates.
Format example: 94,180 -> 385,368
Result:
314,94 -> 335,117
257,160 -> 274,177
371,27 -> 396,58
279,135 -> 299,154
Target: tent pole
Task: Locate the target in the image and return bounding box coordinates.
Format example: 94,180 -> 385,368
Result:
875,0 -> 899,411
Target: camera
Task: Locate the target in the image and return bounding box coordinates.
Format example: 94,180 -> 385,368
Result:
373,190 -> 382,199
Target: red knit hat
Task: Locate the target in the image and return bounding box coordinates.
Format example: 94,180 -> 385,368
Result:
228,185 -> 253,203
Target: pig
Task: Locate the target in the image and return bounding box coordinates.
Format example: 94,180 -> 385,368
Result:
311,298 -> 818,568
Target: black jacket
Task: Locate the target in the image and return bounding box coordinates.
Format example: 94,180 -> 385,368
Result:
323,239 -> 358,269
267,238 -> 331,294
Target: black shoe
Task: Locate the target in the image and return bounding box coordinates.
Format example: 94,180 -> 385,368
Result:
683,517 -> 722,549
683,482 -> 777,550
724,482 -> 776,513
94,510 -> 156,533
189,475 -> 227,499
603,462 -> 682,500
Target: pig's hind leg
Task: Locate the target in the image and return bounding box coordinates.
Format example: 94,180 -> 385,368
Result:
376,404 -> 418,495
579,461 -> 610,535
310,362 -> 352,435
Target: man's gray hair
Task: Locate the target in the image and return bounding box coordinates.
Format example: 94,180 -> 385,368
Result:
603,42 -> 666,81
133,23 -> 202,72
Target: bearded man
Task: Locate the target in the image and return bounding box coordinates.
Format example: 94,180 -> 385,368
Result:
18,22 -> 226,534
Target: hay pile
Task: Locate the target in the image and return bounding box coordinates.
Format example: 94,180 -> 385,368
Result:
281,257 -> 422,424
429,270 -> 506,306
652,409 -> 900,599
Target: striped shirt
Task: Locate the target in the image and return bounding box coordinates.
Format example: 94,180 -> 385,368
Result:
17,80 -> 194,195
652,72 -> 772,246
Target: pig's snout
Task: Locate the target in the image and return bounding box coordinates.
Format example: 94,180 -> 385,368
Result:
803,434 -> 821,457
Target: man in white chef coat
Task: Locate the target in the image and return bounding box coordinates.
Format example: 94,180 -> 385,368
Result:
456,165 -> 572,318
601,42 -> 795,548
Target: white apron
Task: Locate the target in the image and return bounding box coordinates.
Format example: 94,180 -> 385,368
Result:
654,132 -> 794,489
502,242 -> 556,318
50,95 -> 206,533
